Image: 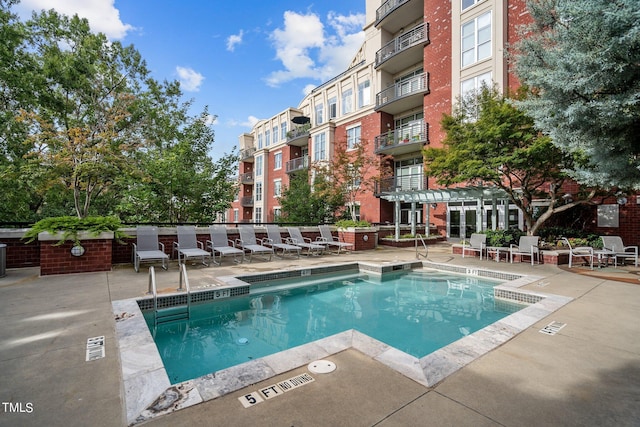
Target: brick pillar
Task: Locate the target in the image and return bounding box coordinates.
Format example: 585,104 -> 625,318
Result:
337,227 -> 378,251
39,232 -> 114,275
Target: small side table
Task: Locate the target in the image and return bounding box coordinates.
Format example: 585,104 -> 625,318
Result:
594,250 -> 614,268
486,246 -> 505,262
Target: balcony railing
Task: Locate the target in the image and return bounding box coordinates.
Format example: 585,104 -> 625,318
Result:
376,0 -> 410,23
375,173 -> 428,194
240,196 -> 254,207
376,72 -> 429,109
240,147 -> 256,161
285,155 -> 309,174
286,123 -> 311,146
239,172 -> 254,184
375,23 -> 428,67
375,121 -> 429,154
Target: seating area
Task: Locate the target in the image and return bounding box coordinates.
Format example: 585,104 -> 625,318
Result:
132,226 -> 170,272
262,224 -> 301,259
601,236 -> 638,267
461,233 -> 486,260
316,225 -> 354,254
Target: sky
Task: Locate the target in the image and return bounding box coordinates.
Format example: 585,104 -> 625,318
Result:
14,0 -> 367,159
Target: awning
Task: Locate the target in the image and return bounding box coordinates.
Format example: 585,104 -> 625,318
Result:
379,185 -> 510,203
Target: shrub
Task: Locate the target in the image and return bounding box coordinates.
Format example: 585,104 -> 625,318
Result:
334,219 -> 372,228
24,216 -> 127,246
482,229 -> 525,247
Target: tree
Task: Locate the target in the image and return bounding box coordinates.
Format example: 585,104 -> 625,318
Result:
423,85 -> 596,235
513,0 -> 640,190
277,172 -> 343,224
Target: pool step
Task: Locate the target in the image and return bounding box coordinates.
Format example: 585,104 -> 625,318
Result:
156,306 -> 190,324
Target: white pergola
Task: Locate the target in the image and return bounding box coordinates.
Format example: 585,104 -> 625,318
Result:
379,185 -> 511,239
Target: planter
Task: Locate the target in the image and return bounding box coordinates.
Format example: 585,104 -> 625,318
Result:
336,227 -> 378,251
379,235 -> 445,248
38,231 -> 114,275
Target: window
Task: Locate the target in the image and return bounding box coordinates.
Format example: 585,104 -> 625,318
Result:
273,126 -> 279,144
255,181 -> 263,202
233,209 -> 239,222
357,80 -> 370,108
274,152 -> 282,170
257,133 -> 263,149
313,133 -> 326,161
265,129 -> 270,147
273,207 -> 281,221
461,11 -> 491,67
315,103 -> 324,125
462,0 -> 482,10
254,207 -> 262,224
256,155 -> 263,176
347,125 -> 361,150
328,97 -> 337,119
273,180 -> 282,197
461,71 -> 492,98
281,122 -> 287,140
342,88 -> 353,115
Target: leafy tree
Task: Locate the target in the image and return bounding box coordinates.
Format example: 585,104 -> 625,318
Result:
423,85 -> 596,235
277,172 -> 343,224
513,0 -> 640,190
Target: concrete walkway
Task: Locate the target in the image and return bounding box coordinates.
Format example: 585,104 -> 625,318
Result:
1,244 -> 639,426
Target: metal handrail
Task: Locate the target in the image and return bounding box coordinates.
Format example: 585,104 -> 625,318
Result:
178,263 -> 192,319
148,266 -> 159,328
415,234 -> 428,260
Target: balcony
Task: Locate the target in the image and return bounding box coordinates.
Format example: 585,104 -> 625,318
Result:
240,197 -> 254,207
239,172 -> 254,184
375,0 -> 424,34
285,155 -> 309,174
375,121 -> 428,156
240,147 -> 256,162
375,72 -> 429,115
375,23 -> 429,74
286,124 -> 311,147
375,173 -> 428,195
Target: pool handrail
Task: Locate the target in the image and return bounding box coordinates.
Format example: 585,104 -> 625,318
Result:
415,234 -> 428,260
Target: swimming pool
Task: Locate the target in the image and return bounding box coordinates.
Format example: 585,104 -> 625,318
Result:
144,269 -> 522,384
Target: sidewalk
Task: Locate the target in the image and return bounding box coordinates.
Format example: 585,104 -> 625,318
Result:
1,244 -> 639,426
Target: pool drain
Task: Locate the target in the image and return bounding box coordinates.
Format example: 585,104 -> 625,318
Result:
237,337 -> 249,345
308,360 -> 336,374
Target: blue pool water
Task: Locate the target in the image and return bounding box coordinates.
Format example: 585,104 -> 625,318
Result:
144,270 -> 523,384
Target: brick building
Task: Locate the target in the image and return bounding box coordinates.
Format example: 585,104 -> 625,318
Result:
228,0 -> 640,246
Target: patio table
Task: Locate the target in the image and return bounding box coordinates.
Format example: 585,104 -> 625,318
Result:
485,246 -> 505,262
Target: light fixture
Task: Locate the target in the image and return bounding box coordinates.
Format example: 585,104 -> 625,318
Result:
617,196 -> 627,205
562,193 -> 573,203
430,203 -> 438,209
70,245 -> 85,257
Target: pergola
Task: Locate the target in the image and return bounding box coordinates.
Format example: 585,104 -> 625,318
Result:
379,185 -> 512,239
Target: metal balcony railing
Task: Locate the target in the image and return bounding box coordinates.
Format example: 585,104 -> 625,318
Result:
376,0 -> 410,23
376,72 -> 429,108
286,124 -> 311,142
375,173 -> 428,194
375,23 -> 429,67
240,197 -> 254,207
239,172 -> 254,184
285,155 -> 309,173
240,147 -> 256,161
374,121 -> 429,153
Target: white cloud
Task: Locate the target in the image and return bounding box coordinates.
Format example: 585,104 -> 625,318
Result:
18,0 -> 134,40
176,66 -> 204,92
226,30 -> 244,52
228,116 -> 261,128
203,114 -> 218,126
302,84 -> 316,96
265,10 -> 365,87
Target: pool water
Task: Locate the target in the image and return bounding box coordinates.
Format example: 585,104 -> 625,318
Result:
144,270 -> 522,384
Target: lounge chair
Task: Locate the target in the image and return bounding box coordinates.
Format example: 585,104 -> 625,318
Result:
601,236 -> 638,267
262,224 -> 301,258
562,237 -> 595,269
174,226 -> 211,266
509,236 -> 540,266
207,225 -> 244,265
461,233 -> 486,260
132,226 -> 169,272
237,224 -> 274,262
316,225 -> 353,254
286,227 -> 325,256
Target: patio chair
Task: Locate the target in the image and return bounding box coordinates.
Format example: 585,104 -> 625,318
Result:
237,224 -> 273,262
262,224 -> 301,258
509,236 -> 540,266
132,226 -> 169,272
173,226 -> 211,266
316,225 -> 354,254
461,233 -> 486,260
600,236 -> 638,267
562,237 -> 595,270
206,225 -> 244,265
287,227 -> 325,256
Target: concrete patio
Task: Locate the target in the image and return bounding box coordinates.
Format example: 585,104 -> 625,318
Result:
1,243 -> 639,426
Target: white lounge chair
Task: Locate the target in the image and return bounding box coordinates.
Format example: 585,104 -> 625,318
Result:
174,226 -> 211,266
207,225 -> 244,265
461,233 -> 486,260
132,226 -> 169,272
562,237 -> 595,269
509,236 -> 540,266
601,236 -> 638,267
316,225 -> 353,254
262,224 -> 301,258
237,225 -> 273,262
287,227 -> 325,256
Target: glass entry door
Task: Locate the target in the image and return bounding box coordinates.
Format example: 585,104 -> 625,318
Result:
448,204 -> 478,238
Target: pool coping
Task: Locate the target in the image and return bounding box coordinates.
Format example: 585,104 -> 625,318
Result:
111,260 -> 572,425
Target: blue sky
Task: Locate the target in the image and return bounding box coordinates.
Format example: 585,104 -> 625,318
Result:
15,0 -> 367,159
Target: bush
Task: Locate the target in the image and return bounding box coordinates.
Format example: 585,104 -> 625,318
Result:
24,216 -> 127,246
482,229 -> 525,247
334,219 -> 372,228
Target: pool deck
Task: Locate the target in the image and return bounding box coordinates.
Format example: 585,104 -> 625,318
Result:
1,243 -> 639,426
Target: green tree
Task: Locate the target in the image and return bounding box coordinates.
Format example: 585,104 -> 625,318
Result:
277,172 -> 343,224
423,85 -> 596,235
513,0 -> 640,190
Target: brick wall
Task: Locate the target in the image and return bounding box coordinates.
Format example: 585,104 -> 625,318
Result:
2,237 -> 40,268
337,228 -> 377,251
40,239 -> 112,275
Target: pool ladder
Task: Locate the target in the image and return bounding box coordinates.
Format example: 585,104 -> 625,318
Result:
415,234 -> 429,260
148,264 -> 192,327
